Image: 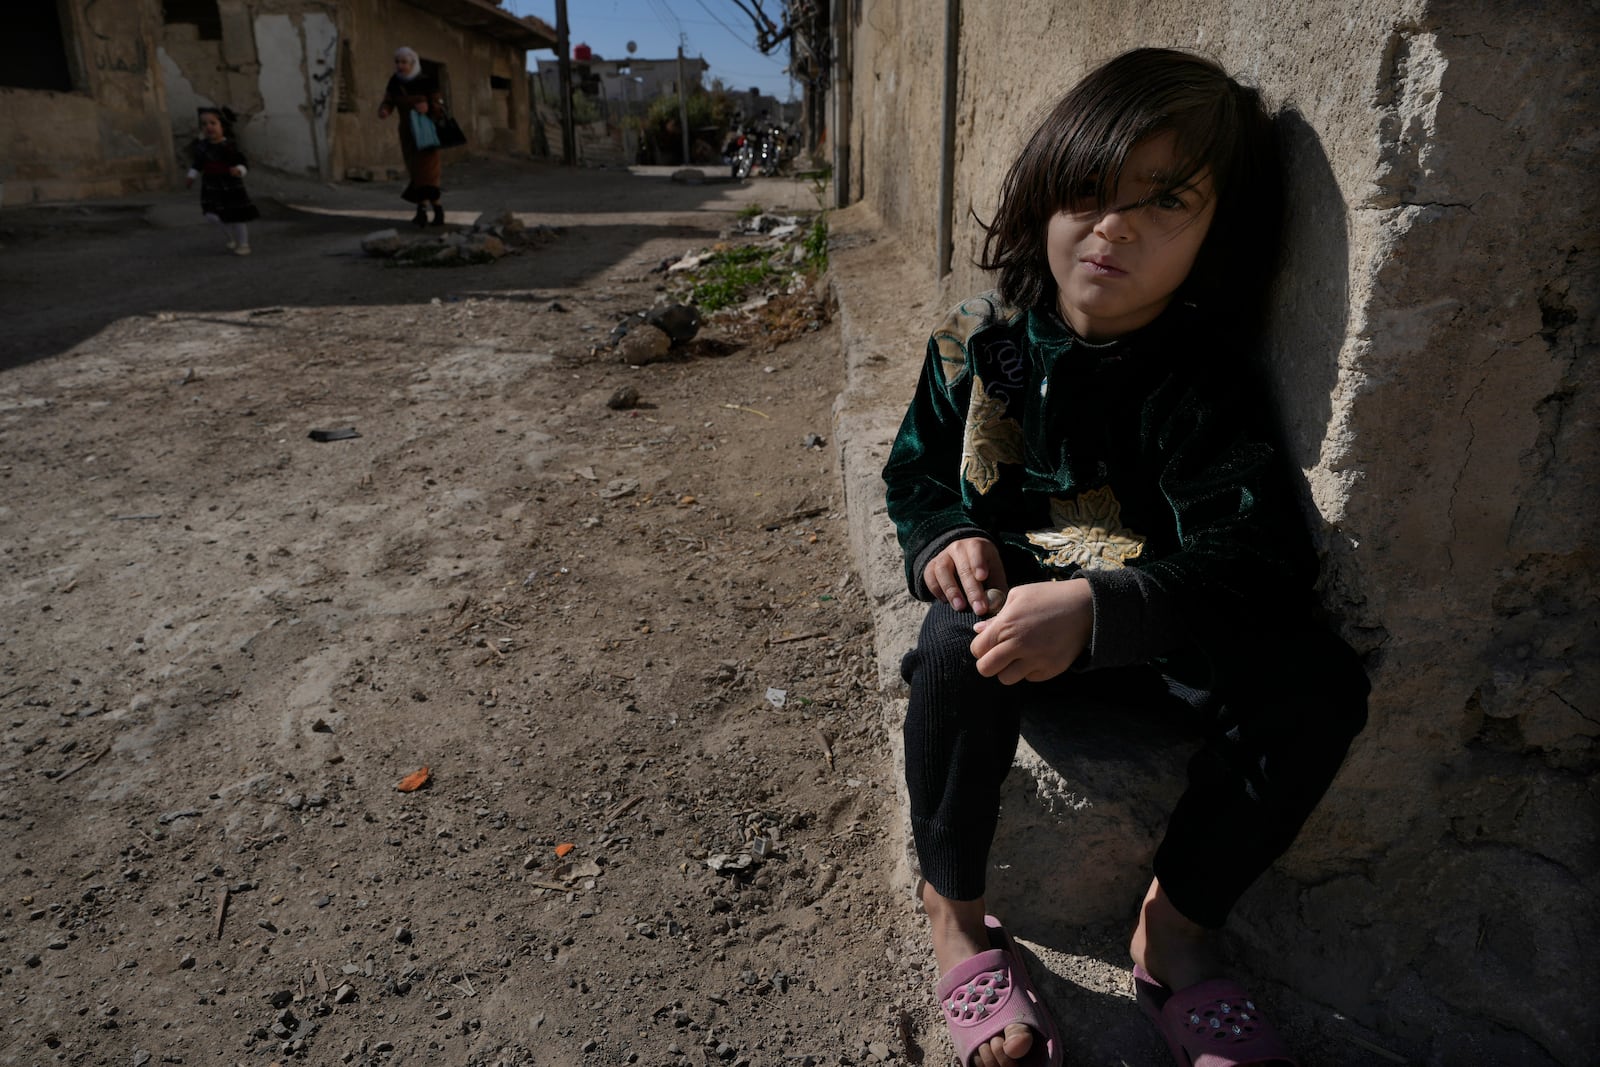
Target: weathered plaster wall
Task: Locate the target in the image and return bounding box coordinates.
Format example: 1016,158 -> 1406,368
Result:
0,0 -> 176,203
154,0 -> 533,182
246,10 -> 337,176
156,1 -> 336,177
846,0 -> 1597,1062
158,0 -> 262,159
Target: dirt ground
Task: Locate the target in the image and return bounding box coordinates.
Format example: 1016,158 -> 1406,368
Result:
0,159 -> 950,1067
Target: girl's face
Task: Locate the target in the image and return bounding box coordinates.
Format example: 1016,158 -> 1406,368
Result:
200,113 -> 225,142
1045,132 -> 1216,342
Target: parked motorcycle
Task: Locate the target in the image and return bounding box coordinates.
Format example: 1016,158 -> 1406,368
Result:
725,119 -> 795,179
728,129 -> 756,179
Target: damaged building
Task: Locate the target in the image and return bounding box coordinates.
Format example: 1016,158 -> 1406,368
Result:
1,0 -> 555,204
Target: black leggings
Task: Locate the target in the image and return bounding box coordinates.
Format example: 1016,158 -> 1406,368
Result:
901,600 -> 1369,929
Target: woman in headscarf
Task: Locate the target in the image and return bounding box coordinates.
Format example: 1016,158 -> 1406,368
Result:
377,47 -> 447,226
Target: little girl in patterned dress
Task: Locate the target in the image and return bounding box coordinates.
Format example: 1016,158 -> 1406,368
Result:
186,107 -> 259,256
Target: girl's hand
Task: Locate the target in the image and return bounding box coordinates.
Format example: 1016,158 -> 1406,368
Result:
378,104 -> 392,119
923,537 -> 1007,615
970,578 -> 1092,684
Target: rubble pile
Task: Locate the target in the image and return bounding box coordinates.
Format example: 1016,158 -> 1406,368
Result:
699,212 -> 833,349
360,209 -> 560,268
589,210 -> 832,366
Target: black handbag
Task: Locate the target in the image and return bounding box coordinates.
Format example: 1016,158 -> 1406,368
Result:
435,110 -> 467,149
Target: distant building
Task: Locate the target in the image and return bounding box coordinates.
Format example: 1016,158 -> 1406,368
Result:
729,87 -> 800,129
534,52 -> 708,110
0,0 -> 555,204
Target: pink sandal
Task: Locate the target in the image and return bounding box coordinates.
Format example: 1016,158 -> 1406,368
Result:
1132,964 -> 1297,1067
936,916 -> 1062,1067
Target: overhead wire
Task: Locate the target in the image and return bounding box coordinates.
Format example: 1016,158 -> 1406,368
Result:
643,0 -> 684,43
689,0 -> 764,53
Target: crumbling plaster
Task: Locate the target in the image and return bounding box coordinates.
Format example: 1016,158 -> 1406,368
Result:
845,0 -> 1596,1062
158,0 -> 265,157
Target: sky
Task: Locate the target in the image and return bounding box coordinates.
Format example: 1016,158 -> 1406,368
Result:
501,0 -> 798,101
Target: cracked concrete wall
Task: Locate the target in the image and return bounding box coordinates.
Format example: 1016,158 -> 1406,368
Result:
0,0 -> 176,203
843,0 -> 1597,1062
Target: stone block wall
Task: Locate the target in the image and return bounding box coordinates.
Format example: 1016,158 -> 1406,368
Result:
841,0 -> 1597,1061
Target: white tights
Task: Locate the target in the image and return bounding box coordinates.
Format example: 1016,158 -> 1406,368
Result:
204,213 -> 250,248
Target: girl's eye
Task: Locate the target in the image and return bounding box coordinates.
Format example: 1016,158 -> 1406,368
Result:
1065,178 -> 1099,207
1152,193 -> 1187,211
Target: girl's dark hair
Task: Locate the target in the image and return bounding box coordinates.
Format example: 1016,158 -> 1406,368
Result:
197,106 -> 238,135
978,48 -> 1282,321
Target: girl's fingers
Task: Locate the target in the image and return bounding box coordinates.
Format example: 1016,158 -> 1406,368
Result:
937,561 -> 969,611
961,575 -> 988,614
970,635 -> 1003,674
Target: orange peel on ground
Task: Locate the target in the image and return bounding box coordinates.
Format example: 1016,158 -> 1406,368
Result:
397,766 -> 431,792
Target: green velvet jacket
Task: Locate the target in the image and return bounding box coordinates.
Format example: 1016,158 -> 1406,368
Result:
882,293 -> 1319,674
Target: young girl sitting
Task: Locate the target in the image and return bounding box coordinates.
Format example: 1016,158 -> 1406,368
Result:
185,107 -> 259,256
882,47 -> 1369,1067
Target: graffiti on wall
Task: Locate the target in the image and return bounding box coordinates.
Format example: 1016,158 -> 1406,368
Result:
310,31 -> 336,119
252,12 -> 338,176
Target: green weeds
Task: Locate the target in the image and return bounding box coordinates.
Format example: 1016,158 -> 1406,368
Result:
689,245 -> 784,312
679,211 -> 830,312
802,215 -> 828,273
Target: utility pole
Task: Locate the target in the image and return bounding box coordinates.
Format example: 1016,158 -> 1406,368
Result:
556,0 -> 575,165
676,42 -> 691,166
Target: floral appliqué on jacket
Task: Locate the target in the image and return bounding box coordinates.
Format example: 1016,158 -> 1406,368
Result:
1027,486 -> 1146,571
960,375 -> 1024,495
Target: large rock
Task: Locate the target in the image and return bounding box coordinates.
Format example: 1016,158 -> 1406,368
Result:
470,209 -> 524,236
616,323 -> 672,366
645,303 -> 700,344
360,229 -> 406,257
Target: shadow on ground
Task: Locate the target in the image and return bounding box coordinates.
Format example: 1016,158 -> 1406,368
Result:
0,157 -> 822,370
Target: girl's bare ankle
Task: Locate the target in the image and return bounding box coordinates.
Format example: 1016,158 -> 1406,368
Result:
921,885 -> 991,974
1131,878 -> 1218,990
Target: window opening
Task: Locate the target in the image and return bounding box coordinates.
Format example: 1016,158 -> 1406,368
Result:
2,0 -> 75,92
420,58 -> 451,107
162,0 -> 222,40
338,39 -> 358,112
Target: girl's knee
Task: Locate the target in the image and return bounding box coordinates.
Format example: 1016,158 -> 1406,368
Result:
1299,626 -> 1370,738
913,601 -> 980,660
1234,622 -> 1370,739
